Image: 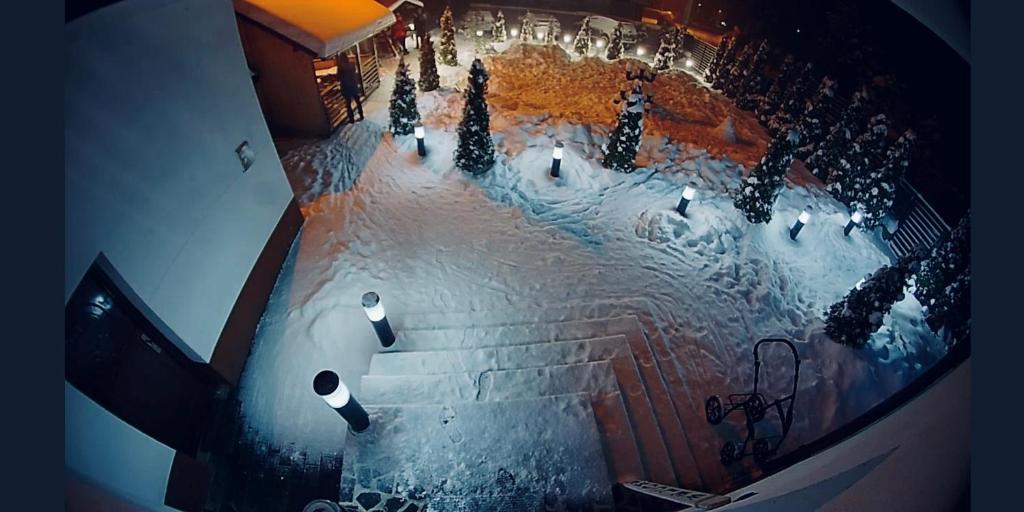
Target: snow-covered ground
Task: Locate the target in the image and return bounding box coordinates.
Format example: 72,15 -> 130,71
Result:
237,36 -> 947,483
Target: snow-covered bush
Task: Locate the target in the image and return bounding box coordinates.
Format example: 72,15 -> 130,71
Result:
806,88 -> 867,182
455,59 -> 495,175
389,58 -> 420,135
602,82 -> 649,172
768,62 -> 816,134
793,76 -> 837,160
573,17 -> 592,56
492,10 -> 507,42
722,43 -> 754,98
852,128 -> 915,229
705,33 -> 734,84
652,28 -> 679,71
606,24 -> 624,60
418,34 -> 440,91
915,212 -> 971,342
756,54 -> 797,123
732,129 -> 799,223
735,40 -> 770,110
439,6 -> 458,66
829,113 -> 889,207
825,254 -> 920,347
520,11 -> 536,42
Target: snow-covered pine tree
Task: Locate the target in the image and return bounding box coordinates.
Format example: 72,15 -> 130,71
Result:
732,128 -> 799,223
602,82 -> 649,173
544,24 -> 557,45
793,76 -> 837,160
418,34 -> 440,92
769,62 -> 816,134
652,28 -> 679,71
705,32 -> 735,84
439,6 -> 458,66
825,253 -> 920,347
828,113 -> 889,206
520,11 -> 536,42
455,58 -> 495,175
492,10 -> 507,42
735,40 -> 771,110
573,17 -> 592,56
722,42 -> 755,98
606,23 -> 624,60
806,88 -> 868,182
756,54 -> 797,123
710,36 -> 740,90
851,128 -> 915,229
915,212 -> 971,342
389,58 -> 420,135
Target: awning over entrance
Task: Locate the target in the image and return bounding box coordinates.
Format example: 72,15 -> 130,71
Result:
234,0 -> 396,58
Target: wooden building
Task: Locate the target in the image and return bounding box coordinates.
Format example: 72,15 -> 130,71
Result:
234,0 -> 395,138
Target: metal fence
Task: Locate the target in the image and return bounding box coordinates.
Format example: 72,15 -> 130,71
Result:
888,178 -> 951,259
680,35 -> 719,77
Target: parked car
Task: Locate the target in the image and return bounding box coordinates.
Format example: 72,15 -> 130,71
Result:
461,9 -> 495,37
580,15 -> 643,47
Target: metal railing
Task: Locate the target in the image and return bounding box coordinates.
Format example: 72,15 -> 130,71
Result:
681,35 -> 719,77
888,178 -> 951,258
623,480 -> 732,510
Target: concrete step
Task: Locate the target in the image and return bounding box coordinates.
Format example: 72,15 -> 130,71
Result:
338,394 -> 615,511
392,315 -> 704,490
361,361 -> 646,483
369,335 -> 677,485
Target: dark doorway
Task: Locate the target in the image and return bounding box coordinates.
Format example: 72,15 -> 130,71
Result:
65,255 -> 222,456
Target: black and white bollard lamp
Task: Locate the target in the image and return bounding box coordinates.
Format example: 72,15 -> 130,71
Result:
550,142 -> 564,178
676,183 -> 696,216
314,370 -> 370,433
685,58 -> 695,68
414,123 -> 426,157
362,291 -> 396,348
790,206 -> 812,241
844,210 -> 863,236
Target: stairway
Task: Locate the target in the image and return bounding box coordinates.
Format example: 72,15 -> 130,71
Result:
336,313 -> 719,511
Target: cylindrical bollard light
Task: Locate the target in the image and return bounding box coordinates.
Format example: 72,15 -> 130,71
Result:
844,211 -> 863,236
362,291 -> 396,347
550,142 -> 564,178
676,183 -> 696,216
476,29 -> 484,37
414,123 -> 426,157
563,34 -> 572,43
685,58 -> 695,68
314,370 -> 370,433
790,207 -> 812,241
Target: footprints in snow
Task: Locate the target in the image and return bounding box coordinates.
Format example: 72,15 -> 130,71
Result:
439,405 -> 465,445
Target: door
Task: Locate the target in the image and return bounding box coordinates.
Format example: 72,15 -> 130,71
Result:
65,255 -> 220,456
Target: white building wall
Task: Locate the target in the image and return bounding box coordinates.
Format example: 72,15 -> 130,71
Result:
65,0 -> 295,507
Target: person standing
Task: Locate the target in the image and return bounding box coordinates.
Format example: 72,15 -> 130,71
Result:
391,14 -> 409,55
338,55 -> 364,123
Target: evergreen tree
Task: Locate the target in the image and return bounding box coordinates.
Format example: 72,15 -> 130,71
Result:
916,212 -> 971,342
851,128 -> 915,229
439,5 -> 458,66
722,43 -> 754,98
455,59 -> 495,175
806,88 -> 868,182
793,76 -> 837,160
520,11 -> 536,42
705,32 -> 735,84
602,82 -> 649,173
710,36 -> 740,90
573,17 -> 592,56
389,58 -> 420,135
732,129 -> 799,223
418,34 -> 440,92
825,254 -> 920,347
756,54 -> 797,123
735,40 -> 770,110
544,24 -> 557,45
652,28 -> 679,71
828,113 -> 889,206
492,10 -> 507,42
606,23 -> 624,60
769,62 -> 816,134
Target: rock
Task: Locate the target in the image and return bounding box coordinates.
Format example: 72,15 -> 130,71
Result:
355,492 -> 382,510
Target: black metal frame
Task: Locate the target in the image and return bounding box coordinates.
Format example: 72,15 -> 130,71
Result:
705,338 -> 801,466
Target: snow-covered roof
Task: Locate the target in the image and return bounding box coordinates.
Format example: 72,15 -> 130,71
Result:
235,0 -> 396,58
